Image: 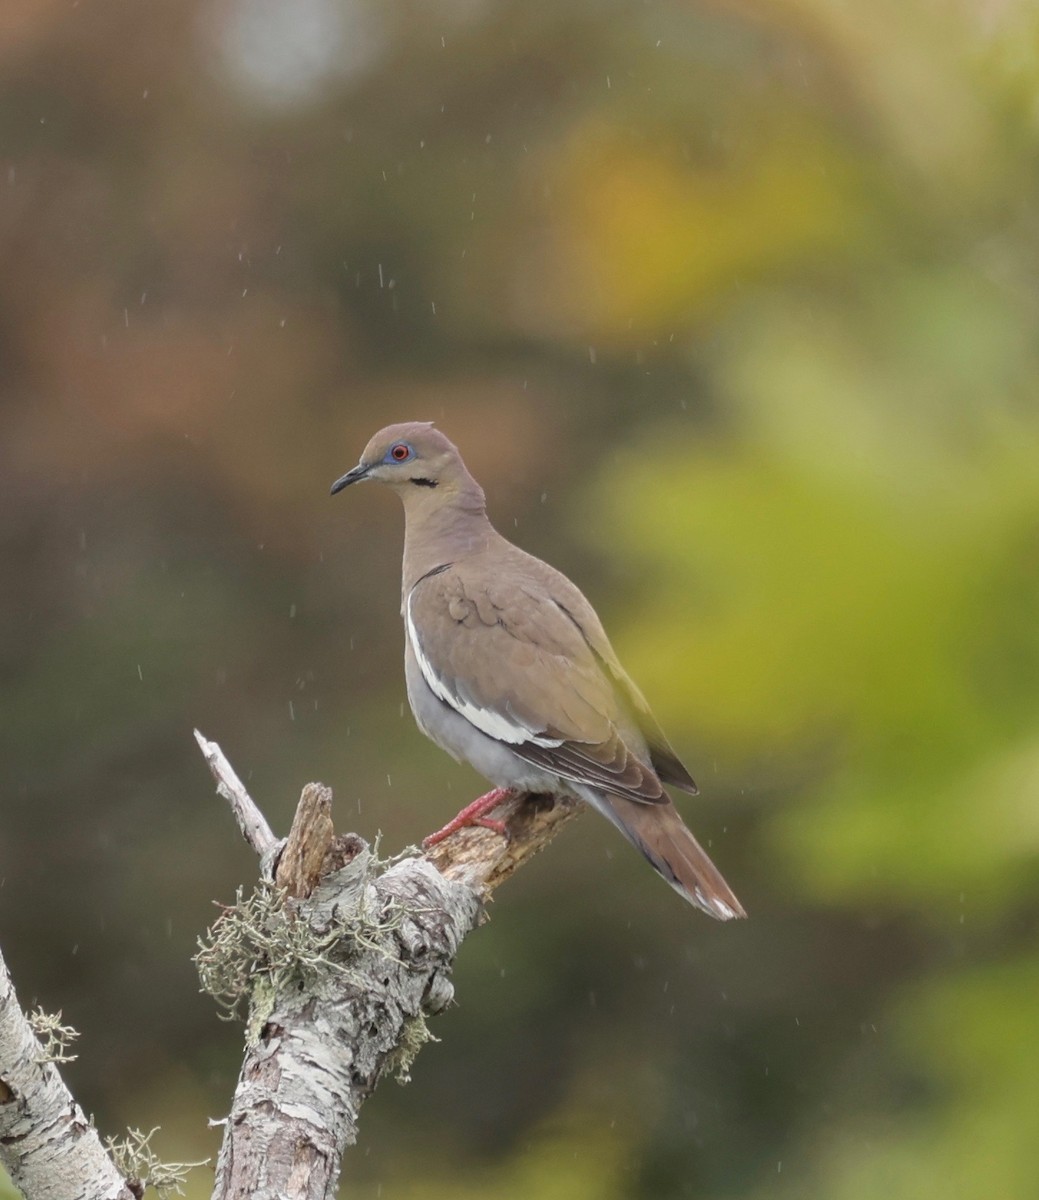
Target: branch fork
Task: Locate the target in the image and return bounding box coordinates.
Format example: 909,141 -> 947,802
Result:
0,733 -> 580,1200
192,729 -> 581,1200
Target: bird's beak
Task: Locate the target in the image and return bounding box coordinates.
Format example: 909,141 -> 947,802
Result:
330,463 -> 371,495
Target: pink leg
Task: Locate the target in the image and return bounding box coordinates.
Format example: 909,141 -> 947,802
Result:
422,787 -> 516,849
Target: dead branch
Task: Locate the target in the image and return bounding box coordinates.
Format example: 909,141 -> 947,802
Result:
195,732 -> 581,1200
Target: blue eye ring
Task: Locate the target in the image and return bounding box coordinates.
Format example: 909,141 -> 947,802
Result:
387,442 -> 413,463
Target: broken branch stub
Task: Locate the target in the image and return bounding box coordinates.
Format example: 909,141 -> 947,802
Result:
195,732 -> 582,1200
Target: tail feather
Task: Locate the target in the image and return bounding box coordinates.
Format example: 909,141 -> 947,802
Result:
588,792 -> 746,920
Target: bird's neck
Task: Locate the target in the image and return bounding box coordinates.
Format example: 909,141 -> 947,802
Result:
400,483 -> 496,593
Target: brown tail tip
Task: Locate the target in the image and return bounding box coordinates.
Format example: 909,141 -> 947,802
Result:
594,793 -> 747,920
653,853 -> 747,921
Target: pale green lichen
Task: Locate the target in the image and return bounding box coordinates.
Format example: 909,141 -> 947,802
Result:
104,1127 -> 208,1200
385,1010 -> 439,1085
193,856 -> 407,1027
28,1008 -> 79,1065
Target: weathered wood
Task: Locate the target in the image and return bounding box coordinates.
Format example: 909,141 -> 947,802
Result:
427,790 -> 582,895
209,850 -> 481,1200
197,735 -> 583,1200
194,729 -> 277,858
275,783 -> 336,899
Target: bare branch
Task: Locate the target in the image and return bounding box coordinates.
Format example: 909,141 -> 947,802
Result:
0,945 -> 135,1200
194,729 -> 277,857
424,790 -> 582,896
197,735 -> 584,1200
276,783 -> 346,899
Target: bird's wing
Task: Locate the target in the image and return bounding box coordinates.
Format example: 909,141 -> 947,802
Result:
520,557 -> 700,796
406,567 -> 668,804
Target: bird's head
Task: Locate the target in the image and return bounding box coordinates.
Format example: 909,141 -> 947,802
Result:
330,422 -> 479,503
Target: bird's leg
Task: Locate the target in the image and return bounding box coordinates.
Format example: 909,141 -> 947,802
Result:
422,787 -> 515,848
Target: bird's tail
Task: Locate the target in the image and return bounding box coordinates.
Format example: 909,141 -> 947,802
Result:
589,793 -> 746,920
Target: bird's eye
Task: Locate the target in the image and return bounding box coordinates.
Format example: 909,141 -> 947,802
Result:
390,443 -> 411,462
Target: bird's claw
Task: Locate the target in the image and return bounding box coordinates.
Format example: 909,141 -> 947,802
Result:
422,787 -> 515,849
472,816 -> 508,837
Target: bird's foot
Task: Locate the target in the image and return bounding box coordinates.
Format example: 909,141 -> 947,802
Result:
422,787 -> 515,849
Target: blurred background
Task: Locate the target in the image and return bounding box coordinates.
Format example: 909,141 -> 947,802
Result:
2,0 -> 1039,1197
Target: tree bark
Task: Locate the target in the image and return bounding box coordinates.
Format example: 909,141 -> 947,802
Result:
0,947 -> 134,1200
0,733 -> 580,1200
195,733 -> 581,1200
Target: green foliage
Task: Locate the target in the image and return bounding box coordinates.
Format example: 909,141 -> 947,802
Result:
579,222 -> 1039,1200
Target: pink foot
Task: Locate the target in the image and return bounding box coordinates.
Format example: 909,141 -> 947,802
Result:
422,787 -> 515,849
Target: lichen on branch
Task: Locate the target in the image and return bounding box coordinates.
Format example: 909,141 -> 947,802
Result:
194,848 -> 410,1027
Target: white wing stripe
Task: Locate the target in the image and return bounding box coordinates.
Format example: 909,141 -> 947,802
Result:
406,593 -> 562,749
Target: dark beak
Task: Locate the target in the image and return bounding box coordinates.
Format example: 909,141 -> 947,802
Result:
330,463 -> 371,495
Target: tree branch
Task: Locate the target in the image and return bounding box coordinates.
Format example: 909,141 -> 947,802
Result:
195,733 -> 581,1200
194,730 -> 277,859
0,946 -> 135,1200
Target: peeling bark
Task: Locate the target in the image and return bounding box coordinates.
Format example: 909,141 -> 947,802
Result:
211,852 -> 482,1200
196,736 -> 584,1200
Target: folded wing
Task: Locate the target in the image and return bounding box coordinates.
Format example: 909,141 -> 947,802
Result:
406,568 -> 668,805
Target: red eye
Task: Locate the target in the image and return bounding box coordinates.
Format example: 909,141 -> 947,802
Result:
391,443 -> 410,461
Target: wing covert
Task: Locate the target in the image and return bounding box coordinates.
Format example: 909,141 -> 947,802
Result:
406,568 -> 667,804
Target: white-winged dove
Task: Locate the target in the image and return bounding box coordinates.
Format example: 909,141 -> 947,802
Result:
331,422 -> 745,920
